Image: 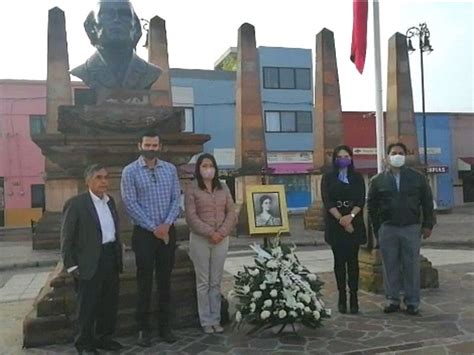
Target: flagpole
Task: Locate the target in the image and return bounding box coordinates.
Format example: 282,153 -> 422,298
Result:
373,0 -> 385,173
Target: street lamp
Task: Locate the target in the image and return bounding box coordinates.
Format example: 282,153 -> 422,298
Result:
406,23 -> 433,175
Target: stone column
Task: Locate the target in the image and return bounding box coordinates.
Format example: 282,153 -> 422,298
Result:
33,7 -> 77,250
234,23 -> 267,234
304,28 -> 343,231
148,15 -> 173,107
386,32 -> 420,165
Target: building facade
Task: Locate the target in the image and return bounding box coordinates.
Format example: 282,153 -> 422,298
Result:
1,47 -> 473,226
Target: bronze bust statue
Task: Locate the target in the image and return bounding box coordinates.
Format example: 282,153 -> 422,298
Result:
71,0 -> 161,90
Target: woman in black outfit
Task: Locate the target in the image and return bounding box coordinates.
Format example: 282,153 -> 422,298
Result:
321,145 -> 367,314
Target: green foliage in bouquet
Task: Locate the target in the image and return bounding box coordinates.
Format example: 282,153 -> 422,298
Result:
232,233 -> 330,334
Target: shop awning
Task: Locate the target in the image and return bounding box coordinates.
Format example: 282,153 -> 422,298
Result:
268,163 -> 313,175
458,157 -> 474,171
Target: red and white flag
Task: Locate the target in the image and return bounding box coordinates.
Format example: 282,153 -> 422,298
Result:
350,0 -> 369,74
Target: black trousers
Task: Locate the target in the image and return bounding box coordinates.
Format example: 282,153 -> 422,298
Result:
75,243 -> 119,351
132,225 -> 176,332
331,242 -> 360,292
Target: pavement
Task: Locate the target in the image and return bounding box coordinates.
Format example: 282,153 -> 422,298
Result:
0,204 -> 473,354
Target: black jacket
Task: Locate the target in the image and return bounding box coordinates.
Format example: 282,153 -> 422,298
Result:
321,171 -> 367,246
61,192 -> 123,280
367,167 -> 435,236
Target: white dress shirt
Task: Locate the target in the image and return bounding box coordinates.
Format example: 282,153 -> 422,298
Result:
67,191 -> 116,274
90,190 -> 116,244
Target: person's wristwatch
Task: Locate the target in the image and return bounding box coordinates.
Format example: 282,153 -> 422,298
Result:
350,212 -> 356,218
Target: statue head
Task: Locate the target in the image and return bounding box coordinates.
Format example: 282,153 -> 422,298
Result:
84,0 -> 142,50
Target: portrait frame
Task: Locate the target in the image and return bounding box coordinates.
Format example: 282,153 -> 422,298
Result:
246,184 -> 290,235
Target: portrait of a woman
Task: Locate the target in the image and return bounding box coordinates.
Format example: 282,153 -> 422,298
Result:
255,194 -> 282,227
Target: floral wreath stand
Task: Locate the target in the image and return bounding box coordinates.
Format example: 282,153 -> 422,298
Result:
231,232 -> 331,335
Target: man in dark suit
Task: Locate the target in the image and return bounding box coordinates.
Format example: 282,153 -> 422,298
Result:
61,164 -> 123,354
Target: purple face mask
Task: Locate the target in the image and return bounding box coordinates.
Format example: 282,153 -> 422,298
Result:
335,157 -> 352,169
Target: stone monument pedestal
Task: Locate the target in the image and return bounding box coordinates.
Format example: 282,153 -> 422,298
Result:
23,246 -> 198,348
359,248 -> 439,293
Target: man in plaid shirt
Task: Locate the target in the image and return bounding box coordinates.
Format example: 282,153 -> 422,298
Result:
121,131 -> 181,346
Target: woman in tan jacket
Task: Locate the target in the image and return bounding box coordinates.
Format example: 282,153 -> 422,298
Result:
185,153 -> 236,334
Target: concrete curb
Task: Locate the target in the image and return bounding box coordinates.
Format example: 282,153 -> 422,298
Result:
0,259 -> 58,272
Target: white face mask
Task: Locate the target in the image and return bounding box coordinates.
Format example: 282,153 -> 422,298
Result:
389,154 -> 406,168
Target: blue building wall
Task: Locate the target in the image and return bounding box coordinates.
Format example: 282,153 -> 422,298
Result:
170,69 -> 236,159
415,113 -> 454,209
259,47 -> 314,152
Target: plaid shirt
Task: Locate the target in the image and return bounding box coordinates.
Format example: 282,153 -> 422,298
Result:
121,156 -> 181,231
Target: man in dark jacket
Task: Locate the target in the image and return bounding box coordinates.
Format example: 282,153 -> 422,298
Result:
61,164 -> 123,354
368,142 -> 435,316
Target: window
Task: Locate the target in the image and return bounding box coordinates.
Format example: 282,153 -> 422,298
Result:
31,184 -> 45,210
296,112 -> 312,132
263,67 -> 279,89
263,67 -> 311,90
183,107 -> 194,133
265,112 -> 280,132
29,115 -> 46,136
280,112 -> 296,132
265,111 -> 313,132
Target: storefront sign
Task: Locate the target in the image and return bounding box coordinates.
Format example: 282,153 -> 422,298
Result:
353,147 -> 442,155
267,151 -> 313,163
427,166 -> 448,174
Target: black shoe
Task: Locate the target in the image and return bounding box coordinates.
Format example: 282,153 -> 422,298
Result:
96,338 -> 123,351
137,330 -> 152,347
349,291 -> 359,314
406,305 -> 419,316
159,329 -> 177,344
383,304 -> 400,313
338,291 -> 347,314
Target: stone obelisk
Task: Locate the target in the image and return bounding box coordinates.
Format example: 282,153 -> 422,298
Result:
33,7 -> 76,250
234,23 -> 267,234
304,28 -> 344,231
148,15 -> 173,107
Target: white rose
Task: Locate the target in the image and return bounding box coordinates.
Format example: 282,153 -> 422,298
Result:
296,302 -> 305,309
302,294 -> 311,304
266,260 -> 278,269
259,283 -> 267,290
278,310 -> 287,319
315,300 -> 322,311
264,299 -> 272,307
313,310 -> 320,320
289,311 -> 298,318
242,285 -> 250,294
235,311 -> 242,322
308,273 -> 317,282
249,268 -> 259,276
304,307 -> 311,313
260,310 -> 271,320
270,289 -> 278,298
250,302 -> 256,312
253,291 -> 262,299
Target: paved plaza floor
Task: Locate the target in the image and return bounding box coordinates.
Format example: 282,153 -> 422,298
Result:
0,250 -> 471,354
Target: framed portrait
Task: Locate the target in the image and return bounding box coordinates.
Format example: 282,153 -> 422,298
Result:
246,184 -> 290,235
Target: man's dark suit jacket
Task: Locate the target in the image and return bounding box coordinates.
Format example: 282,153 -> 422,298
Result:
61,192 -> 123,280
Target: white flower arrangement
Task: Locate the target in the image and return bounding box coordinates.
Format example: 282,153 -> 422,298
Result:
233,233 -> 329,334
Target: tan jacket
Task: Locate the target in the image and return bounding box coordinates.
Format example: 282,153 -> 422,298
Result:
185,181 -> 236,238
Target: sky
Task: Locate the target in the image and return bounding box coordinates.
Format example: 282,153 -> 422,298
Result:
0,0 -> 473,113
